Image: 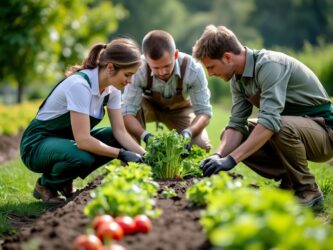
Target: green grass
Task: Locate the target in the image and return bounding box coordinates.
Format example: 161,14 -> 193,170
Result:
1,101 -> 333,237
0,158 -> 105,236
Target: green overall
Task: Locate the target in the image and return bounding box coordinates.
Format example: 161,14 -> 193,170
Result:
20,72 -> 121,191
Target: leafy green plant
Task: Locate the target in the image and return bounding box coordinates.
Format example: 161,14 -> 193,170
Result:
186,172 -> 333,249
144,130 -> 187,178
186,172 -> 241,206
202,187 -> 333,250
144,130 -> 207,179
84,163 -> 161,218
161,187 -> 177,199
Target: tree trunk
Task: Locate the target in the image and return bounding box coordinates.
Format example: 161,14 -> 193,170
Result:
16,80 -> 23,103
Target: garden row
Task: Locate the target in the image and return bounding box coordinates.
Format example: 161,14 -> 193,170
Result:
74,131 -> 333,250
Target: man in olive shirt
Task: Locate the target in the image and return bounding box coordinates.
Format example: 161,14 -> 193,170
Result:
193,25 -> 333,207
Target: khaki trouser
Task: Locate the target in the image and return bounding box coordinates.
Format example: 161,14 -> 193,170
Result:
243,116 -> 333,192
136,97 -> 211,152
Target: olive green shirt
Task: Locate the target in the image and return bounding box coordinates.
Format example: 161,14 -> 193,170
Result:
228,47 -> 331,135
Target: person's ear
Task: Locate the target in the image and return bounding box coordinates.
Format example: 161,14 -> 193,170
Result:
106,63 -> 114,71
174,49 -> 179,60
222,52 -> 232,64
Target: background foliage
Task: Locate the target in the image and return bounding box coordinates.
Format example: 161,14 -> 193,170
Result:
0,0 -> 333,103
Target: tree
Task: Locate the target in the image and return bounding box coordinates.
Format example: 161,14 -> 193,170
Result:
0,0 -> 125,103
251,0 -> 333,50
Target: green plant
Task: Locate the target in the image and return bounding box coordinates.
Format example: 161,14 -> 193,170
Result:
161,187 -> 177,199
84,163 -> 161,218
144,130 -> 206,179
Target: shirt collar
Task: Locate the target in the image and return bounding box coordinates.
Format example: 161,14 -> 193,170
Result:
242,47 -> 255,78
87,67 -> 111,96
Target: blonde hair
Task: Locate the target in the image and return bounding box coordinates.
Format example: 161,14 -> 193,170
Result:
65,38 -> 142,76
192,25 -> 243,61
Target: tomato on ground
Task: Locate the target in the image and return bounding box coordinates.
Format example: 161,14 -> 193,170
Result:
133,214 -> 152,233
96,221 -> 124,241
92,215 -> 114,232
115,216 -> 136,235
72,234 -> 103,250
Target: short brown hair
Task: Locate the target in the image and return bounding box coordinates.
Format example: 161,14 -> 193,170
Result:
192,25 -> 243,61
142,30 -> 176,60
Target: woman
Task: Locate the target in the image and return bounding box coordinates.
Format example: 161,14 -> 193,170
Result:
20,38 -> 145,205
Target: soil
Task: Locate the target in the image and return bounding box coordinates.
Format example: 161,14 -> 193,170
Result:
1,176 -> 211,250
0,133 -> 22,165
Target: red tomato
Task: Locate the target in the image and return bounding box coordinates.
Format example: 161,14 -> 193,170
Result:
115,216 -> 136,235
97,221 -> 124,241
134,214 -> 152,233
103,244 -> 127,250
72,234 -> 103,250
92,215 -> 114,232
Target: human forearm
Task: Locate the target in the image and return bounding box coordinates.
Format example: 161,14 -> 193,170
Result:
230,124 -> 273,163
76,135 -> 120,158
113,129 -> 145,155
123,115 -> 145,139
216,128 -> 243,157
187,114 -> 210,137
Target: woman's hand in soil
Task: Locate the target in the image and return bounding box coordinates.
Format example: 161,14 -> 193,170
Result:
117,148 -> 144,164
200,155 -> 237,176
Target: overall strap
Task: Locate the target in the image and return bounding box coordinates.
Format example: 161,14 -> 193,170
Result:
77,71 -> 109,106
143,66 -> 153,96
176,56 -> 188,94
238,50 -> 259,96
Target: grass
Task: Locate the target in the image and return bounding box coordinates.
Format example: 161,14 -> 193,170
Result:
0,100 -> 333,236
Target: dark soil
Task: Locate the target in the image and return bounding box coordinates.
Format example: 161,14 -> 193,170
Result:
2,176 -> 211,250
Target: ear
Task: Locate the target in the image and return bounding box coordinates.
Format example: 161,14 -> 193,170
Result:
222,52 -> 232,64
106,62 -> 114,71
174,49 -> 179,60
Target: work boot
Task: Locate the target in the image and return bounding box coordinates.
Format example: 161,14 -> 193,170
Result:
295,187 -> 324,207
59,181 -> 77,198
33,179 -> 66,205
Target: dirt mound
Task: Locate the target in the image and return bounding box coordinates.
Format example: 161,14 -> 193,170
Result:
0,133 -> 22,164
2,177 -> 210,250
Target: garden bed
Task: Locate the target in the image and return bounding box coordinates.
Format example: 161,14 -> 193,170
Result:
2,176 -> 210,250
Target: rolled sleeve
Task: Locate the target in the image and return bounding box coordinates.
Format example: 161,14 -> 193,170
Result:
256,61 -> 290,133
122,68 -> 145,116
187,61 -> 212,117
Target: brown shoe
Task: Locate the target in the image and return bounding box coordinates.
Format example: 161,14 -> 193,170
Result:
295,188 -> 324,207
59,181 -> 77,198
33,179 -> 66,205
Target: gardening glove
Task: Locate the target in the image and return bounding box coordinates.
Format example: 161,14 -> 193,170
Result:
142,131 -> 154,146
180,129 -> 192,158
200,154 -> 237,177
117,148 -> 143,164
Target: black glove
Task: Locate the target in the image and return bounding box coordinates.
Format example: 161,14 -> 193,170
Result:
143,133 -> 154,146
181,129 -> 192,158
200,154 -> 237,177
117,148 -> 143,164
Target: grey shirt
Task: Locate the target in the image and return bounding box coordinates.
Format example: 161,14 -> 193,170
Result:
228,48 -> 330,135
122,52 -> 212,117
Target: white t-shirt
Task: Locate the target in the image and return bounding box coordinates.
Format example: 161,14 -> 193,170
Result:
37,68 -> 121,120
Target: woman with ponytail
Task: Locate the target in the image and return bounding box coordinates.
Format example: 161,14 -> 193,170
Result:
20,38 -> 145,204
